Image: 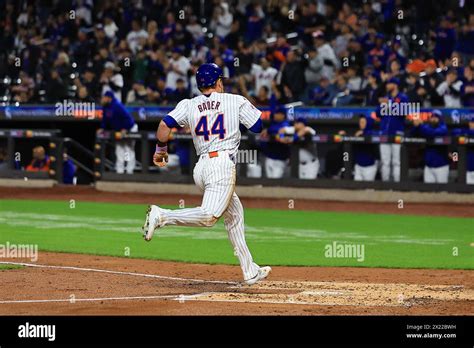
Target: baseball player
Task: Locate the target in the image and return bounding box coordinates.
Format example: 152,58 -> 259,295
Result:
142,63 -> 271,285
452,119 -> 474,184
99,91 -> 138,174
278,118 -> 319,179
411,110 -> 450,183
379,77 -> 407,182
353,116 -> 378,181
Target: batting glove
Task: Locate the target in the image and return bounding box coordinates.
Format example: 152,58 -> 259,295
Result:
153,144 -> 168,167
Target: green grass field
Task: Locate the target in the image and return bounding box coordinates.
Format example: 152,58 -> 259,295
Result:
0,265 -> 23,270
0,199 -> 472,269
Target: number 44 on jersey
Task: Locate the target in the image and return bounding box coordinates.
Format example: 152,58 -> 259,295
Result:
195,114 -> 226,141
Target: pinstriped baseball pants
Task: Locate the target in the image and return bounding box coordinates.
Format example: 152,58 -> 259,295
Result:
159,153 -> 260,280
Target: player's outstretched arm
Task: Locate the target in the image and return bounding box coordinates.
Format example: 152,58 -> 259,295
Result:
153,120 -> 171,167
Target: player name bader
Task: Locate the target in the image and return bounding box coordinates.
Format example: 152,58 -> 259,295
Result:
197,100 -> 221,113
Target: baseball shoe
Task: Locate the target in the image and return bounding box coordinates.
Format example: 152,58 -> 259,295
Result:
142,205 -> 164,241
244,266 -> 272,285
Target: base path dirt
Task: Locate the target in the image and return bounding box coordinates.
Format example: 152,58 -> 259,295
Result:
0,252 -> 472,315
0,186 -> 473,315
0,185 -> 473,217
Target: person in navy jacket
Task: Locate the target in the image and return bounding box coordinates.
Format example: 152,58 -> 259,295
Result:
261,107 -> 290,178
411,110 -> 449,183
379,77 -> 407,182
99,91 -> 138,174
354,116 -> 378,181
452,119 -> 474,184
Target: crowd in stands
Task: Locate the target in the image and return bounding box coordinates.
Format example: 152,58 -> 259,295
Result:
1,0 -> 474,107
0,0 -> 473,185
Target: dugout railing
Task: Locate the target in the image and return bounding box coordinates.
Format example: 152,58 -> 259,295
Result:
94,131 -> 474,193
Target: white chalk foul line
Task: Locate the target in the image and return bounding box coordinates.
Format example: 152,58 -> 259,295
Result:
0,295 -> 179,304
0,261 -> 239,285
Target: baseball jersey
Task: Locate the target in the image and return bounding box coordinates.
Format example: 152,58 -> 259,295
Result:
168,92 -> 261,156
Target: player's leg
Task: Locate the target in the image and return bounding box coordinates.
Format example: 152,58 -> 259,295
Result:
423,165 -> 436,183
379,144 -> 391,181
125,141 -> 136,174
274,159 -> 286,178
115,143 -> 125,174
158,157 -> 235,227
223,192 -> 260,281
125,124 -> 138,174
366,163 -> 377,181
391,144 -> 401,182
354,164 -> 363,181
467,171 -> 474,184
265,157 -> 275,178
434,165 -> 449,183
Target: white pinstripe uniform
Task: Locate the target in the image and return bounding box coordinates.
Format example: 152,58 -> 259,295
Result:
157,92 -> 261,281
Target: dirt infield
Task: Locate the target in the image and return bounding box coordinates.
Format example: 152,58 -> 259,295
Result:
0,252 -> 472,315
0,185 -> 473,315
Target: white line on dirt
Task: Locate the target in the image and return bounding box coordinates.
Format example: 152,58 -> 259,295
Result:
0,261 -> 238,285
0,295 -> 179,304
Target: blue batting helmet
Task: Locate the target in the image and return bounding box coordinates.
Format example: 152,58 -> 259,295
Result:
196,63 -> 223,89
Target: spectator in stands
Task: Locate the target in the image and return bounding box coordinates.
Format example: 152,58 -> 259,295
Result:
461,66 -> 474,106
346,66 -> 364,103
325,75 -> 354,106
304,47 -> 324,92
251,58 -> 278,98
45,70 -> 68,103
167,78 -> 189,104
99,91 -> 138,174
75,85 -> 94,103
364,72 -> 384,106
126,19 -> 148,54
210,2 -> 233,39
76,68 -> 100,101
309,77 -> 331,106
420,59 -> 444,106
406,73 -> 431,106
313,31 -> 340,81
132,49 -> 149,85
411,110 -> 450,184
1,0 -> 474,111
146,77 -> 169,104
432,17 -> 456,61
165,48 -> 191,91
103,16 -> 118,39
280,50 -> 306,102
100,62 -> 124,102
26,146 -> 50,172
261,108 -> 290,179
436,68 -> 463,107
126,81 -> 148,104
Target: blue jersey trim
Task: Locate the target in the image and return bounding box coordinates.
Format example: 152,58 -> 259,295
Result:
163,115 -> 181,128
